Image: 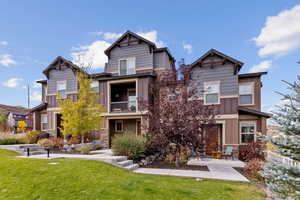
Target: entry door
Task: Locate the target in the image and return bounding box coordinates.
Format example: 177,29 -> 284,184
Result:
205,125 -> 222,155
56,114 -> 63,138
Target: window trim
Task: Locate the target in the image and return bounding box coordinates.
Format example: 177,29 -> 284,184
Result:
239,82 -> 254,106
118,57 -> 136,76
239,121 -> 256,144
56,80 -> 67,99
115,120 -> 124,132
203,81 -> 220,105
41,114 -> 48,131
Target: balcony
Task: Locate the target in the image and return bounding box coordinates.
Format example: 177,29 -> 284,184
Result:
110,81 -> 137,113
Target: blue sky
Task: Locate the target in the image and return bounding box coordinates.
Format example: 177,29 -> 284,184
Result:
0,0 -> 300,111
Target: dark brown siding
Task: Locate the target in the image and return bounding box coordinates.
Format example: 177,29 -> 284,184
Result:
195,98 -> 238,115
99,81 -> 108,107
46,94 -> 78,107
34,111 -> 41,130
138,77 -> 150,104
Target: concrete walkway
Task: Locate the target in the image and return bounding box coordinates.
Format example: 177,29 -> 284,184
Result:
134,158 -> 249,182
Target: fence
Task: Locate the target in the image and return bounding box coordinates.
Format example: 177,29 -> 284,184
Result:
267,150 -> 300,169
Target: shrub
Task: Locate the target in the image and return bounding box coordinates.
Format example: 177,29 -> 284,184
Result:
49,137 -> 64,149
67,136 -> 81,145
76,145 -> 92,154
112,134 -> 146,160
0,138 -> 19,145
239,142 -> 265,162
23,130 -> 41,144
244,158 -> 264,181
37,139 -> 54,148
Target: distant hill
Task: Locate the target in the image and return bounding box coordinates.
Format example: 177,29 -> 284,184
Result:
0,104 -> 29,115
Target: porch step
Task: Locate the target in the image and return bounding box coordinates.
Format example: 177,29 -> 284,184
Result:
124,164 -> 139,171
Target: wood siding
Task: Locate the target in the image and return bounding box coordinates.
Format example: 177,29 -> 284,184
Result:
106,43 -> 153,74
153,51 -> 171,69
190,56 -> 238,97
99,81 -> 108,107
193,98 -> 238,115
138,77 -> 150,105
224,118 -> 239,144
46,94 -> 78,108
47,67 -> 77,94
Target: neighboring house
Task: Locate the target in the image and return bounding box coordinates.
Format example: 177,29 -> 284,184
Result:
31,31 -> 270,154
0,104 -> 32,132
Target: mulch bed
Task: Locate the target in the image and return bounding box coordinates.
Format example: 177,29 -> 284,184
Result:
144,161 -> 209,171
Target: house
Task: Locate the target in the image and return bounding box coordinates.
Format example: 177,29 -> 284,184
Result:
0,104 -> 32,132
31,31 -> 270,155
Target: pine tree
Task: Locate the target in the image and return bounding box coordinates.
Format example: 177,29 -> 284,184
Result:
261,76 -> 300,199
59,72 -> 106,143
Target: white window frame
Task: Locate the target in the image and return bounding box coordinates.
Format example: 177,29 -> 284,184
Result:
41,114 -> 48,131
90,81 -> 99,93
204,81 -> 220,105
115,120 -> 124,132
240,121 -> 256,144
239,82 -> 254,106
56,80 -> 67,99
118,57 -> 136,75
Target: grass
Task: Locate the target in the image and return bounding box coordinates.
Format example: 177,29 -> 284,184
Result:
0,149 -> 265,200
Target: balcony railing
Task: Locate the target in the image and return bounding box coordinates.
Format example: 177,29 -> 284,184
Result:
110,101 -> 137,113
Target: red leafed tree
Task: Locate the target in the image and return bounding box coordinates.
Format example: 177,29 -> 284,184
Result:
140,64 -> 219,166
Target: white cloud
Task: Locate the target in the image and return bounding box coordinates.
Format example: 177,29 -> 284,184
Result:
71,40 -> 111,70
72,30 -> 165,70
92,32 -> 122,40
30,91 -> 42,102
0,54 -> 16,67
253,5 -> 300,57
0,41 -> 8,46
2,78 -> 23,88
137,30 -> 165,47
183,42 -> 192,54
249,60 -> 272,72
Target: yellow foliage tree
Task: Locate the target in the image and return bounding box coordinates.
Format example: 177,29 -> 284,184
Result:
17,120 -> 27,133
59,72 -> 106,143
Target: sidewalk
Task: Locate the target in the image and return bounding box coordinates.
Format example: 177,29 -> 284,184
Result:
134,158 -> 249,182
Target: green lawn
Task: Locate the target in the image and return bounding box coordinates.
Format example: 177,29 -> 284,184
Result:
0,149 -> 264,200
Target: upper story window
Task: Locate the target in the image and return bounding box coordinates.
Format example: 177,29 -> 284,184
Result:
57,81 -> 67,98
239,83 -> 254,105
41,114 -> 48,131
204,81 -> 220,105
90,81 -> 99,93
240,121 -> 256,144
119,57 -> 135,75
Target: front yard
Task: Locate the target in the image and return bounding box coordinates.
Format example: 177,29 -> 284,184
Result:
0,149 -> 264,200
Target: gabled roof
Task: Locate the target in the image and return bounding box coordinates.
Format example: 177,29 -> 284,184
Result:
43,56 -> 85,78
238,107 -> 271,118
190,49 -> 244,73
238,72 -> 268,79
104,30 -> 157,56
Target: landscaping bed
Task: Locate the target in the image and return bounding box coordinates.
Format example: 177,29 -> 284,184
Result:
144,161 -> 209,171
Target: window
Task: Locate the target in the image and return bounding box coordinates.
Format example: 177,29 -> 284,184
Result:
57,81 -> 67,98
239,83 -> 253,105
204,81 -> 220,104
115,120 -> 123,132
90,81 -> 99,93
119,57 -> 135,75
240,122 -> 256,144
41,114 -> 48,131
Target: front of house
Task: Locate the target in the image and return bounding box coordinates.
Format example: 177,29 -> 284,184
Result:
31,31 -> 269,155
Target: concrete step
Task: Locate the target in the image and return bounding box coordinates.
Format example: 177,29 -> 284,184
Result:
124,164 -> 139,171
117,160 -> 133,167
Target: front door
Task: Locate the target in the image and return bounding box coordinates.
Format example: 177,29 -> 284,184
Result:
205,125 -> 222,155
56,114 -> 63,138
